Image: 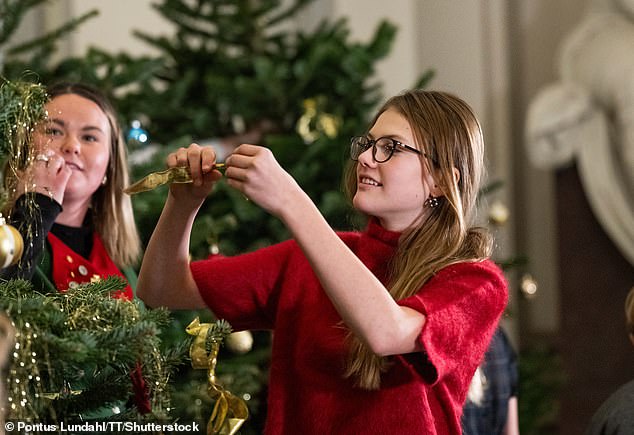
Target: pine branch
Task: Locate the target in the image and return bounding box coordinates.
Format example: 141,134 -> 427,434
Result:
266,0 -> 314,27
0,76 -> 48,160
0,0 -> 47,45
365,20 -> 397,58
0,277 -> 185,422
7,9 -> 99,56
412,69 -> 436,89
153,0 -> 218,38
50,365 -> 131,418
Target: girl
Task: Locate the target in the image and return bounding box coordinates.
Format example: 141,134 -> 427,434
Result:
137,89 -> 508,434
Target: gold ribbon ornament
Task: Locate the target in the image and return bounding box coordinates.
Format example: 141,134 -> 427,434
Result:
124,164 -> 225,195
186,317 -> 248,435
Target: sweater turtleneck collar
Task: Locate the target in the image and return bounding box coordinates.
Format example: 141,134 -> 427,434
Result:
365,217 -> 401,247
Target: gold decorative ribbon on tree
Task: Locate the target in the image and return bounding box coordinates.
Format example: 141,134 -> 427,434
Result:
186,317 -> 248,435
295,97 -> 341,144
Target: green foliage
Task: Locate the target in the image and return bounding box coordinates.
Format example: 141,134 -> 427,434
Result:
518,344 -> 566,435
0,76 -> 47,160
1,0 -> 407,252
120,0 -> 401,256
0,0 -> 99,78
128,0 -> 388,141
0,277 -> 187,422
0,0 -> 48,46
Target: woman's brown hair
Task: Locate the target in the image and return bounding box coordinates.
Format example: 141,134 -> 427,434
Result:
41,82 -> 140,268
342,89 -> 493,389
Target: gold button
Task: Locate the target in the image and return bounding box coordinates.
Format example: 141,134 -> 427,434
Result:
70,271 -> 75,278
66,255 -> 73,263
78,265 -> 88,276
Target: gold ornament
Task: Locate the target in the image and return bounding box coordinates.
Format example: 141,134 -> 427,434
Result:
225,330 -> 253,355
187,317 -> 248,435
488,199 -> 510,226
520,274 -> 538,299
296,97 -> 341,144
0,216 -> 24,268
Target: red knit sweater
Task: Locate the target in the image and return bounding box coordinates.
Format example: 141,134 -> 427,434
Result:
191,220 -> 507,435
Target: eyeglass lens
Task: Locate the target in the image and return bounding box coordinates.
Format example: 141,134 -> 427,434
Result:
350,137 -> 395,162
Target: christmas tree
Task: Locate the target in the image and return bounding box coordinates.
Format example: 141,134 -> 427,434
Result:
121,0 -> 414,254
0,76 -> 186,425
0,277 -> 183,423
1,0 -> 426,431
0,0 -> 99,77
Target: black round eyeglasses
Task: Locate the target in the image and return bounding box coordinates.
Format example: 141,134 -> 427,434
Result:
350,136 -> 422,163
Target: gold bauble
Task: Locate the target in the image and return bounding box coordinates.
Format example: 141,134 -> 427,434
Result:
0,217 -> 23,268
488,200 -> 510,226
225,330 -> 253,354
520,274 -> 538,299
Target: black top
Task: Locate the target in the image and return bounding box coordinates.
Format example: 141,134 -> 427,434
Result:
462,327 -> 519,435
1,193 -> 94,280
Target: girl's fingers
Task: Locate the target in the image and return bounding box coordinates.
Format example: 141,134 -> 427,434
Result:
225,156 -> 251,177
187,147 -> 203,186
165,144 -> 221,195
200,147 -> 217,173
224,166 -> 247,183
175,147 -> 190,166
166,152 -> 178,168
167,143 -> 218,174
233,143 -> 259,156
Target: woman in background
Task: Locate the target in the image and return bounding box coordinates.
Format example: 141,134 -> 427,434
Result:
1,82 -> 147,413
2,82 -> 140,298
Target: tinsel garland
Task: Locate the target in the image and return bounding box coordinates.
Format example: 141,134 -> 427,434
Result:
0,277 -> 187,423
0,76 -> 48,219
0,76 -> 47,161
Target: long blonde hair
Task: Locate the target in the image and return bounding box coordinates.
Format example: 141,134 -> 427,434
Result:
342,90 -> 493,389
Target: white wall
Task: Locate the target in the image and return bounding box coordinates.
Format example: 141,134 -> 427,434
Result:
332,0 -> 420,99
511,0 -> 592,335
62,0 -> 171,57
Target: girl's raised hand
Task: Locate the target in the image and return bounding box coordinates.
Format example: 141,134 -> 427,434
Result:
224,144 -> 302,218
166,143 -> 223,206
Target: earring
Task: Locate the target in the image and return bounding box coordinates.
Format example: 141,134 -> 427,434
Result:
101,175 -> 107,185
425,195 -> 440,208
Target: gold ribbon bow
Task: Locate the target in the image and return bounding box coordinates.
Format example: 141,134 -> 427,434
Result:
186,317 -> 248,435
124,164 -> 225,195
